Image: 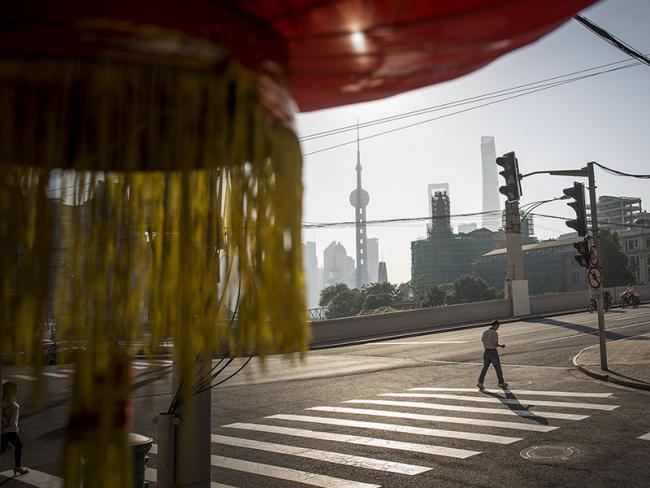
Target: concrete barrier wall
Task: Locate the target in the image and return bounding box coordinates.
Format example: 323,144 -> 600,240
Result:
530,284 -> 650,314
311,285 -> 650,347
311,299 -> 511,346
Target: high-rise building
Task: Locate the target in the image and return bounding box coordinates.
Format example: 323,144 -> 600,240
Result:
366,238 -> 379,283
480,136 -> 501,231
322,241 -> 355,288
302,241 -> 320,308
590,195 -> 645,228
377,261 -> 388,284
427,183 -> 451,236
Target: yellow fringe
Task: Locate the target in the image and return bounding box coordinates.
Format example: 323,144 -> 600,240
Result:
0,58 -> 308,487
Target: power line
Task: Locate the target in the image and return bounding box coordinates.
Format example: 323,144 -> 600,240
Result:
575,15 -> 650,67
303,63 -> 640,157
593,162 -> 650,179
300,58 -> 639,142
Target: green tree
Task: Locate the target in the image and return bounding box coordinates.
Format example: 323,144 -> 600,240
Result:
359,282 -> 399,313
448,274 -> 497,304
600,229 -> 635,286
424,284 -> 447,307
319,283 -> 362,318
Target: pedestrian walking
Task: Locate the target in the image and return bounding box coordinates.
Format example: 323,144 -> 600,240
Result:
477,320 -> 508,390
1,381 -> 29,475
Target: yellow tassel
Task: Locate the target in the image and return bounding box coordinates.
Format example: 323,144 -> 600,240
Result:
0,56 -> 308,487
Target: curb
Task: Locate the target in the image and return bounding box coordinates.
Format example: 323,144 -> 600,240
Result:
572,345 -> 650,391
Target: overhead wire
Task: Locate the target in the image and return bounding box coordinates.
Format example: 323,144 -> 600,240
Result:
302,62 -> 641,156
300,57 -> 640,142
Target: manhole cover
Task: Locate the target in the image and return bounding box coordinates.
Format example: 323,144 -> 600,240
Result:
520,446 -> 580,462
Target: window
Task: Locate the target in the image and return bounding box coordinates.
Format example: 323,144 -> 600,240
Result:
645,236 -> 650,248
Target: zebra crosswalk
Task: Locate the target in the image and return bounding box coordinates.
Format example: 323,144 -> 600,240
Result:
0,384 -> 622,487
140,384 -> 619,487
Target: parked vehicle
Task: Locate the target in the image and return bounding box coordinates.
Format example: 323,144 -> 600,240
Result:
620,293 -> 640,309
588,293 -> 612,313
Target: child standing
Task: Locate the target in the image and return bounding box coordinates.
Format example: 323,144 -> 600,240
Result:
1,381 -> 29,475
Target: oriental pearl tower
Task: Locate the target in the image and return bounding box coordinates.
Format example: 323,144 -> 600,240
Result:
349,129 -> 369,288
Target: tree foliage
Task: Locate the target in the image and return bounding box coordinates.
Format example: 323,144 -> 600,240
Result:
448,274 -> 497,304
360,282 -> 399,313
319,284 -> 362,318
599,229 -> 635,287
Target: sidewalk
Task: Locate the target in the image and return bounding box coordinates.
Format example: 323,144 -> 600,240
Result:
573,332 -> 650,391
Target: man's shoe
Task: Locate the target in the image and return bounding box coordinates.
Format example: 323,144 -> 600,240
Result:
477,383 -> 484,390
498,382 -> 509,388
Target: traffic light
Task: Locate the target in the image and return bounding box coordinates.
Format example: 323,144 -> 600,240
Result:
563,181 -> 587,237
573,238 -> 590,267
496,151 -> 522,202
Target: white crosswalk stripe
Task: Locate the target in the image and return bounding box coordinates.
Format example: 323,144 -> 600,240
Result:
10,374 -> 38,381
0,469 -> 62,487
380,393 -> 619,411
212,434 -> 432,475
42,372 -> 68,378
306,406 -> 558,432
266,413 -> 521,444
145,467 -> 236,488
409,388 -> 614,398
142,384 -> 621,487
213,455 -> 381,488
225,421 -> 480,458
344,399 -> 590,420
638,432 -> 650,440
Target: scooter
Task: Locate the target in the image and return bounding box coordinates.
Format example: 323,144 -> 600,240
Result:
620,293 -> 640,309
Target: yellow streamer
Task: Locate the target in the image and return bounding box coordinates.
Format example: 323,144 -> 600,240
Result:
0,56 -> 308,486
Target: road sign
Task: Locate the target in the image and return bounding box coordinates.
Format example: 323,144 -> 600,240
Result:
587,266 -> 603,289
589,245 -> 599,266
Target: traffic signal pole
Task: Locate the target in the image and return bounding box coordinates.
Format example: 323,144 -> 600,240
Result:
587,162 -> 608,370
504,200 -> 529,315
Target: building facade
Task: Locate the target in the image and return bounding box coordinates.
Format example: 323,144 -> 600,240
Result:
592,195 -> 644,228
617,227 -> 650,284
411,228 -> 506,289
474,240 -> 587,295
302,241 -> 320,308
366,237 -> 379,283
322,241 -> 355,288
480,136 -> 501,231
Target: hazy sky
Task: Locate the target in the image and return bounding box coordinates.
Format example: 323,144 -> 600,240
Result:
297,0 -> 650,285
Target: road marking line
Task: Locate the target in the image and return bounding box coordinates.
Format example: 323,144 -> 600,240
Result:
306,406 -> 558,432
382,393 -> 618,411
365,341 -> 467,345
0,468 -> 62,487
58,369 -> 75,373
212,455 -> 381,488
267,413 -> 520,444
212,434 -> 431,475
344,399 -> 589,421
10,374 -> 37,381
225,422 -> 480,459
145,468 -> 233,487
409,388 -> 613,398
131,365 -> 148,370
42,372 -> 69,378
535,335 -> 581,344
638,432 -> 650,440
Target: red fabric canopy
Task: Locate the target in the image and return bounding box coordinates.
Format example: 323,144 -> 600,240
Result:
3,1 -> 596,112
236,0 -> 596,111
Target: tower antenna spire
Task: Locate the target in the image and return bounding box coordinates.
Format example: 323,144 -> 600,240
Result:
350,118 -> 369,288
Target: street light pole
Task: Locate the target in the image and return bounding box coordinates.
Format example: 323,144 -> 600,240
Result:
587,162 -> 608,370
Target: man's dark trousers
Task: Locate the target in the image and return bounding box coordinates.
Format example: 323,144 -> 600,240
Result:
478,349 -> 504,384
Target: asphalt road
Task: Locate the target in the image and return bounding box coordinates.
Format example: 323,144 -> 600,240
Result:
2,306 -> 650,487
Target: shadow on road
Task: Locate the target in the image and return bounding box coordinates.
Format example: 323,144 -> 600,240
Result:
479,389 -> 549,425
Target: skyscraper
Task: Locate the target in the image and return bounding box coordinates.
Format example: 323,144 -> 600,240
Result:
302,241 -> 320,308
427,183 -> 451,236
322,241 -> 355,288
366,238 -> 379,283
377,261 -> 388,284
481,136 -> 501,231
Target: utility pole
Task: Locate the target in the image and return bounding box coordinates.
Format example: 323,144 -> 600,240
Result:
497,151 -> 530,316
547,164 -> 607,370
504,200 -> 529,314
587,162 -> 607,370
